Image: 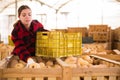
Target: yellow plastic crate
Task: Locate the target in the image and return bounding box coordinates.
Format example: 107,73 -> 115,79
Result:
8,35 -> 14,46
36,31 -> 82,58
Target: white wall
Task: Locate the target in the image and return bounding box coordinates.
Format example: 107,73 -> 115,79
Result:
0,0 -> 120,43
0,15 -> 9,44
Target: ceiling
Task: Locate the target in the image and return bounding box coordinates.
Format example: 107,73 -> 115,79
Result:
0,0 -> 120,13
0,0 -> 74,13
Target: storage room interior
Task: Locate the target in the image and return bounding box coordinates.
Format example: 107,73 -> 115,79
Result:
0,0 -> 120,80
0,0 -> 120,44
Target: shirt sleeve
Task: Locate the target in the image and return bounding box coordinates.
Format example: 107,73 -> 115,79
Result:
33,20 -> 48,32
11,27 -> 31,62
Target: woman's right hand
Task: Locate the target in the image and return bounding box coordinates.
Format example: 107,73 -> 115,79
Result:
26,57 -> 40,68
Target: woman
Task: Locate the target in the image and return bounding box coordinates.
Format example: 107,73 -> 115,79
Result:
11,5 -> 47,67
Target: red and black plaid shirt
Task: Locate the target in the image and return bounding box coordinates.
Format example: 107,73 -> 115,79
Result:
11,20 -> 47,62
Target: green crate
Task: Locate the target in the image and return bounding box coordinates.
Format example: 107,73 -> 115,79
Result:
36,31 -> 82,58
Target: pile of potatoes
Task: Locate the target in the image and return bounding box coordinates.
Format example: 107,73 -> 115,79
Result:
7,54 -> 120,69
82,43 -> 116,55
7,57 -> 61,69
0,43 -> 14,60
82,43 -> 107,54
64,55 -> 119,68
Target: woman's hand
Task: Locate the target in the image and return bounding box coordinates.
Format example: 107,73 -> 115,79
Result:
26,57 -> 40,68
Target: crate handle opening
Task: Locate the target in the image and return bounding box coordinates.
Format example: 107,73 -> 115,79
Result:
42,33 -> 48,36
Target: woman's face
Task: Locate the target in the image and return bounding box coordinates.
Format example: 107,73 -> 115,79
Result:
19,8 -> 32,26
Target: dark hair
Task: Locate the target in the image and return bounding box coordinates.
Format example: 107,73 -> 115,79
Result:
18,5 -> 31,17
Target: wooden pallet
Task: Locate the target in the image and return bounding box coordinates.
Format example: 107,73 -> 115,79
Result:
0,55 -> 120,80
56,55 -> 120,80
0,68 -> 62,80
93,54 -> 120,61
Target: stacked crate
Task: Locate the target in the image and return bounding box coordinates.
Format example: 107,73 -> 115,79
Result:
113,42 -> 120,51
67,27 -> 88,37
51,29 -> 67,33
36,31 -> 82,58
67,27 -> 94,44
113,27 -> 120,41
88,25 -> 111,42
88,25 -> 112,49
113,27 -> 120,50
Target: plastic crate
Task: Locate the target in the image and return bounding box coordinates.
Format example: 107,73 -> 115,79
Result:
36,31 -> 82,58
82,37 -> 94,43
8,35 -> 14,46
